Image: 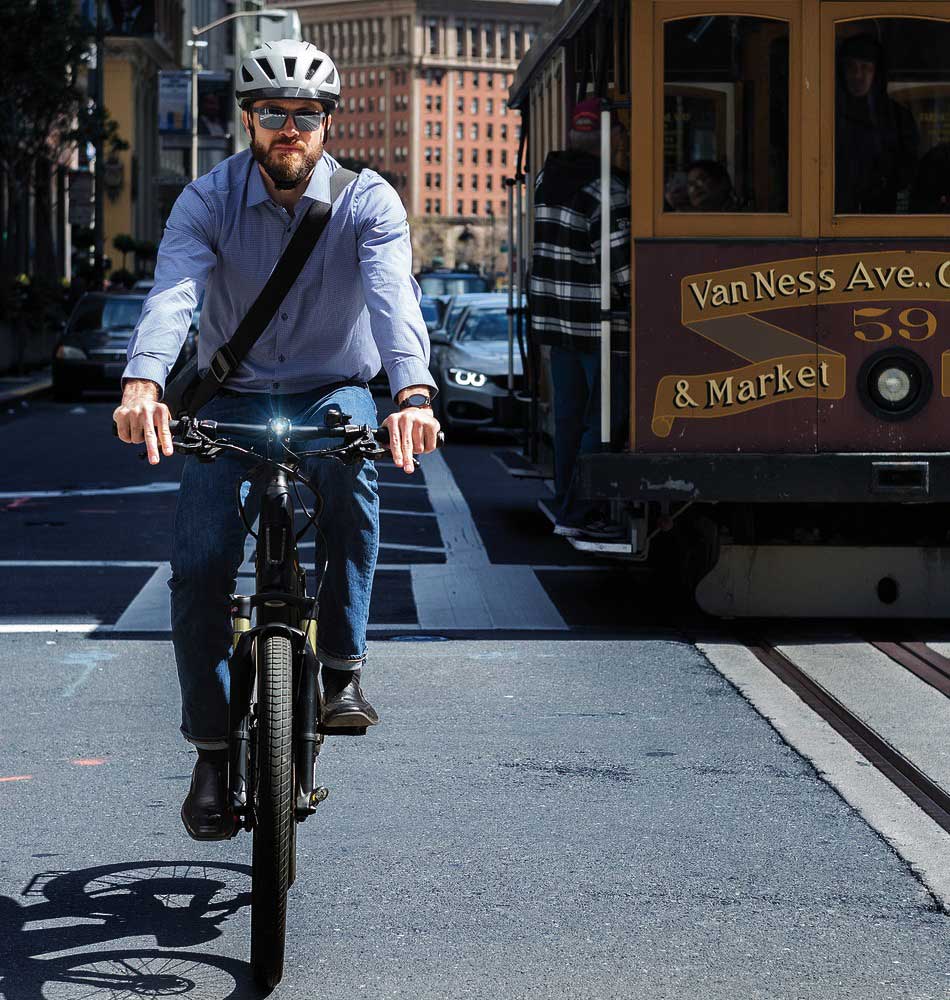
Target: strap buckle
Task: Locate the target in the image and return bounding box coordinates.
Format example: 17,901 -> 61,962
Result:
209,345 -> 238,383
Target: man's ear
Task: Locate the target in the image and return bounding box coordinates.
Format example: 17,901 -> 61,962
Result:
323,114 -> 333,142
241,108 -> 251,138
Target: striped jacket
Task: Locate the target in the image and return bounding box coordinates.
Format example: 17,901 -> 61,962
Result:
528,150 -> 631,352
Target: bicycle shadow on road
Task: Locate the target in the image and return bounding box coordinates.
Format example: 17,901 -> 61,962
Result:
0,859 -> 272,999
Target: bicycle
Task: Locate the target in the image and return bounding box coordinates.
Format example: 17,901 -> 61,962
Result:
160,408 -> 443,988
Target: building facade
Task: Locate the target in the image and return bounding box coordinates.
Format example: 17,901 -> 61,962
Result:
285,0 -> 556,274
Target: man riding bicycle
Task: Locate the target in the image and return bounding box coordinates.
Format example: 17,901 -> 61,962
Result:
113,39 -> 440,840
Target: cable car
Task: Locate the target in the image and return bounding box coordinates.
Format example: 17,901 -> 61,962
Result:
501,0 -> 950,616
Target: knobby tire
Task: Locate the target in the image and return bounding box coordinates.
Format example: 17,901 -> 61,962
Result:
250,633 -> 295,989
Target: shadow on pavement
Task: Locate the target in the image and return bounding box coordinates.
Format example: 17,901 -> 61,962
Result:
0,860 -> 271,999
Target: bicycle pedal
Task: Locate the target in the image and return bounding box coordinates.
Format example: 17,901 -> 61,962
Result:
316,724 -> 367,736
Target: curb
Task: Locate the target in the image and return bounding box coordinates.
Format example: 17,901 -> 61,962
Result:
0,374 -> 52,406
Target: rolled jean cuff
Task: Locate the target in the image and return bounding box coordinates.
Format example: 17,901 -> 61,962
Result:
317,646 -> 366,671
181,727 -> 229,751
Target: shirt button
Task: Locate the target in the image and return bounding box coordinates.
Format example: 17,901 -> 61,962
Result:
281,312 -> 288,321
279,354 -> 286,363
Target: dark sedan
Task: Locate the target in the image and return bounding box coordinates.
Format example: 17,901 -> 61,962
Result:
51,291 -> 198,401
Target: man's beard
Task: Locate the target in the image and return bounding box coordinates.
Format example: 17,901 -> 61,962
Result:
249,123 -> 321,191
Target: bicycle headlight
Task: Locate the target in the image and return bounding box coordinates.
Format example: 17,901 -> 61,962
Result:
448,367 -> 488,388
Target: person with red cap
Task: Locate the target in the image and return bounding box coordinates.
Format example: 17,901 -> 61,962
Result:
529,98 -> 631,540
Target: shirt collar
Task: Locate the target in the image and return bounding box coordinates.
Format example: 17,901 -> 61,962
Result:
246,153 -> 332,209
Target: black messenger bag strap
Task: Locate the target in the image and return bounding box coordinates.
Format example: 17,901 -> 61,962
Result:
184,166 -> 357,414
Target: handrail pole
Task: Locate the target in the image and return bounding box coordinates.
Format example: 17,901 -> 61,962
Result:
599,105 -> 611,445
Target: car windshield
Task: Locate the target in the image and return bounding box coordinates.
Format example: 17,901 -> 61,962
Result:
418,274 -> 489,296
457,310 -> 509,342
420,298 -> 444,331
72,297 -> 144,333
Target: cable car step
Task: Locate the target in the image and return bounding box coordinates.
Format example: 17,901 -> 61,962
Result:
567,537 -> 634,556
492,449 -> 548,479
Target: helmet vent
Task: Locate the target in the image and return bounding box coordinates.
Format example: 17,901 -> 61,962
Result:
284,57 -> 296,78
255,57 -> 275,81
326,67 -> 337,86
241,66 -> 253,83
305,58 -> 322,81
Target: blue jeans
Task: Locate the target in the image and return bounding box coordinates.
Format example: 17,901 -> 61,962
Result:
550,345 -> 629,526
169,384 -> 379,749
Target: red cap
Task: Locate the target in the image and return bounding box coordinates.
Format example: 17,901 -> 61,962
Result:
571,98 -> 601,132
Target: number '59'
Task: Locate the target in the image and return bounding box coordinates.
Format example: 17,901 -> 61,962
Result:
852,307 -> 937,342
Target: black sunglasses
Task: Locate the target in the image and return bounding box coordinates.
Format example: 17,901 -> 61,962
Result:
253,107 -> 327,132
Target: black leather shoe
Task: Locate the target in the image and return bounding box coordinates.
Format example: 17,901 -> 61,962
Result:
181,757 -> 235,841
321,667 -> 380,729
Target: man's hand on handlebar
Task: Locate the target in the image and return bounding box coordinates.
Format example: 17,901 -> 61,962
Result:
382,404 -> 441,474
113,378 -> 174,466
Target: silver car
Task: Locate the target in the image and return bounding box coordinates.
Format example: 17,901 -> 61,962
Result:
430,301 -> 525,431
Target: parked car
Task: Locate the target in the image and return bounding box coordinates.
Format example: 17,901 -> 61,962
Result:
51,290 -> 200,401
430,303 -> 524,431
434,292 -> 511,342
415,269 -> 490,297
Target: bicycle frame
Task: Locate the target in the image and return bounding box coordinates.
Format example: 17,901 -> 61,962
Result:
227,455 -> 327,835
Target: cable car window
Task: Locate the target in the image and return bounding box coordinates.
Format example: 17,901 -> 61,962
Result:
835,18 -> 950,214
663,16 -> 790,213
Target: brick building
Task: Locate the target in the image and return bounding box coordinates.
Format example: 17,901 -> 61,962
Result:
283,0 -> 557,274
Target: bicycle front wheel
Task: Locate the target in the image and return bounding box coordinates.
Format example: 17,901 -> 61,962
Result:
250,633 -> 295,989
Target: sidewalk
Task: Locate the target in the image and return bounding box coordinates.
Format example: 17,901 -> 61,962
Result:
0,367 -> 51,406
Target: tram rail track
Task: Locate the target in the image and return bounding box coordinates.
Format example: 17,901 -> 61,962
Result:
742,636 -> 950,836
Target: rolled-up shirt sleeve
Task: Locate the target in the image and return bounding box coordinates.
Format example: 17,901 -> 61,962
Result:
123,184 -> 218,394
355,175 -> 437,399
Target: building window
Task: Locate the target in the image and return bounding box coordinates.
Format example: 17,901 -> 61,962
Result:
379,70 -> 386,84
426,198 -> 432,213
487,73 -> 494,90
434,148 -> 442,163
486,175 -> 493,191
472,148 -> 479,165
425,172 -> 432,189
435,199 -> 442,214
456,123 -> 464,140
486,201 -> 493,216
486,98 -> 493,115
369,71 -> 375,86
456,24 -> 464,57
472,199 -> 478,215
435,174 -> 442,189
379,122 -> 386,136
425,122 -> 432,138
500,27 -> 510,60
426,95 -> 433,112
456,96 -> 464,113
457,71 -> 464,87
471,98 -> 478,114
501,99 -> 507,115
457,199 -> 464,215
513,29 -> 522,56
435,122 -> 443,138
470,26 -> 480,57
428,21 -> 439,55
471,123 -> 479,141
487,148 -> 493,165
359,71 -> 365,86
359,123 -> 365,137
358,97 -> 365,112
379,96 -> 386,112
425,147 -> 432,163
456,174 -> 464,190
501,123 -> 508,141
487,123 -> 493,140
436,96 -> 442,112
472,174 -> 478,190
456,148 -> 464,164
486,29 -> 494,58
501,149 -> 508,167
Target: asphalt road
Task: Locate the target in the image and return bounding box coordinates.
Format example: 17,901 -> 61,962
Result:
0,396 -> 949,999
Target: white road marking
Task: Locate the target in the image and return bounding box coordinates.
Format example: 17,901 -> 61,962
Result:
0,483 -> 180,499
0,624 -> 99,633
112,564 -> 172,632
698,640 -> 950,910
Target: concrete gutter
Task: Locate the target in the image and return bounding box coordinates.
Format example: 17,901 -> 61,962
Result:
0,369 -> 52,405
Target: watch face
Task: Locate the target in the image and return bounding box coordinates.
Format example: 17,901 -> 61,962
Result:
402,393 -> 431,409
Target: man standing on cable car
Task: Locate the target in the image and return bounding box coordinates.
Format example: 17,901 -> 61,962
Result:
529,98 -> 631,540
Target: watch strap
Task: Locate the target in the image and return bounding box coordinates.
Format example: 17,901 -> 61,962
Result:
398,392 -> 432,410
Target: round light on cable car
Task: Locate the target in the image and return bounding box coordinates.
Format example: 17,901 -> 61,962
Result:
858,349 -> 931,421
876,366 -> 912,404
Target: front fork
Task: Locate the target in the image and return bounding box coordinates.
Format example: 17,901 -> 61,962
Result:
227,603 -> 327,832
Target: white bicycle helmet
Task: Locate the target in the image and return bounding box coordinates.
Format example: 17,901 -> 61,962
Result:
236,39 -> 341,112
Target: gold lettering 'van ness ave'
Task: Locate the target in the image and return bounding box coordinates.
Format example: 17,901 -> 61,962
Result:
648,251 -> 950,438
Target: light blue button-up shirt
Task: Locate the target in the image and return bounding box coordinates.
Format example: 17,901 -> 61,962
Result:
124,149 -> 436,399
